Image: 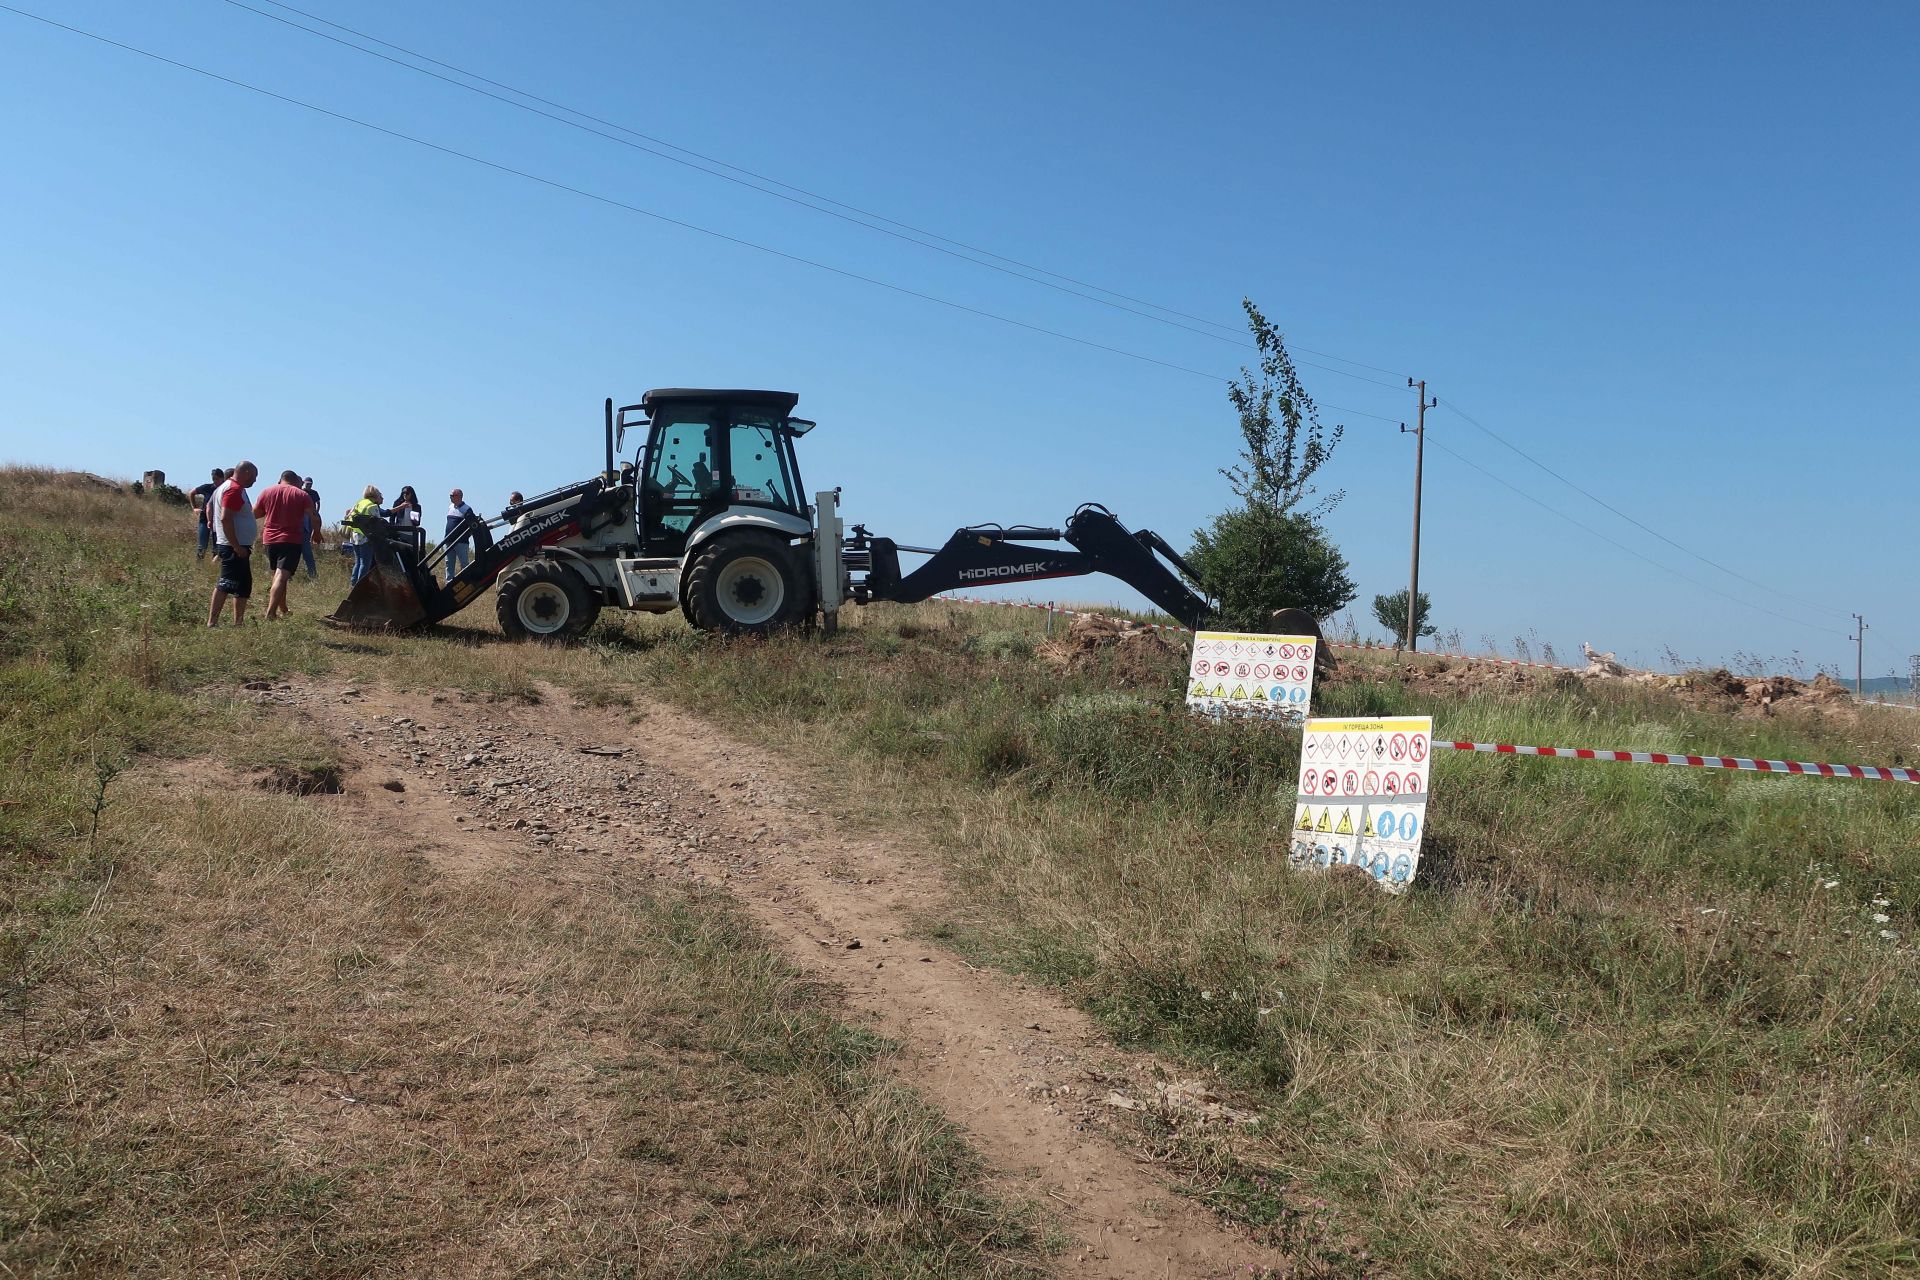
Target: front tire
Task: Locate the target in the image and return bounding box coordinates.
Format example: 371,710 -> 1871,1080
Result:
683,533 -> 814,635
496,560 -> 600,642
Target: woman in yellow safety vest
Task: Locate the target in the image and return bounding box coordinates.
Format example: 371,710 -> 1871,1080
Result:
348,485 -> 384,586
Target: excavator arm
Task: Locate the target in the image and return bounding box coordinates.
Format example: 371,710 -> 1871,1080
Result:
854,503 -> 1215,631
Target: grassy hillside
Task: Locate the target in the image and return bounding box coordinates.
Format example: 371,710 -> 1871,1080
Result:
4,467 -> 1916,1277
551,609 -> 1919,1278
0,470 -> 1043,1277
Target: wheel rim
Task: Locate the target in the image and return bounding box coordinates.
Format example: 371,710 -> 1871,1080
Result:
715,555 -> 784,626
515,581 -> 572,634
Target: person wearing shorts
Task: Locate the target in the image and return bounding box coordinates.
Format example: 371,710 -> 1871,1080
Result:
254,469 -> 321,620
208,461 -> 260,626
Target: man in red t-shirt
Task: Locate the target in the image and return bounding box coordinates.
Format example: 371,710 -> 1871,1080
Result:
253,469 -> 323,620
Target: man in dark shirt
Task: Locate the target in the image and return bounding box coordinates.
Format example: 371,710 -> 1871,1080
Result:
300,476 -> 322,580
190,467 -> 225,560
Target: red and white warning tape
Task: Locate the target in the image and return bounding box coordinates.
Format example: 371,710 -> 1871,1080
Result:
1440,739 -> 1920,783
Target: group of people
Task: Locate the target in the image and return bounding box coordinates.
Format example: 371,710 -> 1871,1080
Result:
192,462 -> 325,626
343,484 -> 483,587
192,462 -> 515,622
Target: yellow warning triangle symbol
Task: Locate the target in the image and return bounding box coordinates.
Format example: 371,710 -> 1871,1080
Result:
1363,812 -> 1377,837
1251,684 -> 1268,701
1190,681 -> 1208,698
1229,684 -> 1249,700
1335,809 -> 1355,836
1315,808 -> 1333,833
1296,807 -> 1313,831
1211,683 -> 1227,698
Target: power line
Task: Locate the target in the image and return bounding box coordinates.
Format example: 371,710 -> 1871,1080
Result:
1424,435 -> 1849,638
1436,396 -> 1853,618
1324,403 -> 1402,424
0,3 -> 1239,384
231,0 -> 1249,336
212,0 -> 1413,391
16,4 -> 1870,649
212,0 -> 1250,353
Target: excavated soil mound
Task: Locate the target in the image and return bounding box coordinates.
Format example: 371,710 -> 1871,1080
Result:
1039,614 -> 1184,684
1672,668 -> 1856,719
1325,653 -> 1549,698
1325,652 -> 1866,724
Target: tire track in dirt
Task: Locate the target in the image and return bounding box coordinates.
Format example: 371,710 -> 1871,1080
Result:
277,676 -> 1285,1279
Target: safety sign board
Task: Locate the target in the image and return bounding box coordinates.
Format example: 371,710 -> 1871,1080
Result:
1289,715 -> 1434,893
1186,631 -> 1317,722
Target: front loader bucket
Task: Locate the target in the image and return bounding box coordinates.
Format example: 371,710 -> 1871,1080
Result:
325,562 -> 429,632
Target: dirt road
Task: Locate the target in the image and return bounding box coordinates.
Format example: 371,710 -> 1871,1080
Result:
266,676 -> 1283,1279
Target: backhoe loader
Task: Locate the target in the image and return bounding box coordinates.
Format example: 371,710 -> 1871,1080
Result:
328,388 -> 1304,644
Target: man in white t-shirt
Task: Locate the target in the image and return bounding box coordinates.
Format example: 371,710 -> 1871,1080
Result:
207,460 -> 260,626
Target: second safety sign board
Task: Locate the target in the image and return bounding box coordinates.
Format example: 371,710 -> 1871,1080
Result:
1291,715 -> 1434,893
1186,631 -> 1318,721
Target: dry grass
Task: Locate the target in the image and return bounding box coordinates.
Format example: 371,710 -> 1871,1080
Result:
9,465 -> 1918,1277
0,469 -> 1044,1278
463,609 -> 1917,1279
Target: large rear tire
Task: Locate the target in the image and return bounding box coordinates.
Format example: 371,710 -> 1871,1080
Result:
683,533 -> 814,635
496,560 -> 600,642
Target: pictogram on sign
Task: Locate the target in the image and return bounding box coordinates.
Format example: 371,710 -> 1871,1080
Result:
1292,716 -> 1434,894
1185,631 -> 1316,723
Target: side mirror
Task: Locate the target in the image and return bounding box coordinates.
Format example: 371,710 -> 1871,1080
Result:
615,404 -> 647,452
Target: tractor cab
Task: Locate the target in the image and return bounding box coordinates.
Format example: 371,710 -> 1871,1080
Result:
615,388 -> 812,558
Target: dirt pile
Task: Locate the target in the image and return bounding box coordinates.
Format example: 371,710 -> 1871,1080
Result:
1325,650 -> 1866,723
1673,668 -> 1855,718
1328,653 -> 1548,698
1039,613 -> 1184,683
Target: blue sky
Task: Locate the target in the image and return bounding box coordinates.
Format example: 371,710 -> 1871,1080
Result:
2,1 -> 1914,674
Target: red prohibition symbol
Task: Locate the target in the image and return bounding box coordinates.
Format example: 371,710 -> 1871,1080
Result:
1383,771 -> 1401,796
1235,663 -> 1251,678
1390,733 -> 1408,761
1302,770 -> 1318,795
1213,661 -> 1230,676
1254,663 -> 1271,679
1364,770 -> 1380,793
1291,664 -> 1309,682
1192,658 -> 1208,676
1342,769 -> 1359,795
1402,772 -> 1422,795
1321,769 -> 1338,794
1409,735 -> 1428,763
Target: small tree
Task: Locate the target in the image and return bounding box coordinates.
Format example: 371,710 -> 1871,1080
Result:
1221,298 -> 1343,519
1191,507 -> 1356,629
1372,589 -> 1436,647
1190,298 -> 1355,627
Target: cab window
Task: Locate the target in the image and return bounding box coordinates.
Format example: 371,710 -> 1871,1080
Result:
645,412 -> 721,536
728,417 -> 797,511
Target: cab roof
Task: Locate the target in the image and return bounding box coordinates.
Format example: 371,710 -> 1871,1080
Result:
641,388 -> 800,417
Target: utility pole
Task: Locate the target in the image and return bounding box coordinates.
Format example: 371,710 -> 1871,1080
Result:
1850,613 -> 1867,697
1401,379 -> 1436,651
